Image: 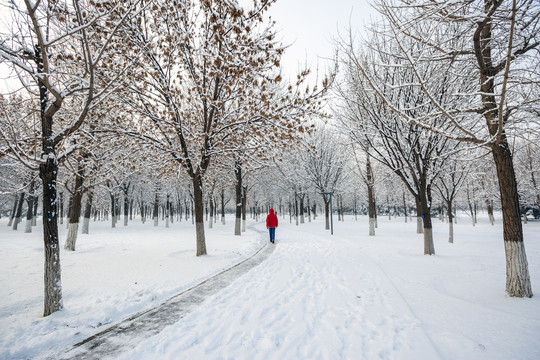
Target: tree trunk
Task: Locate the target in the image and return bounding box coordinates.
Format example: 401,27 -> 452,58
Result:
165,195 -> 170,228
32,194 -> 38,226
209,197 -> 214,229
153,193 -> 159,226
299,195 -> 305,224
192,176 -> 207,256
486,199 -> 494,225
403,191 -> 408,223
242,186 -> 247,232
124,194 -> 129,226
367,154 -> 376,235
25,180 -> 35,233
110,193 -> 116,228
40,158 -> 63,316
324,198 -> 330,230
492,142 -> 532,297
7,194 -> 18,227
419,192 -> 435,255
415,198 -> 424,234
447,200 -> 454,243
65,168 -> 84,251
59,191 -> 64,225
12,191 -> 25,231
234,161 -> 242,236
221,189 -> 226,224
295,192 -> 299,226
82,191 -> 93,234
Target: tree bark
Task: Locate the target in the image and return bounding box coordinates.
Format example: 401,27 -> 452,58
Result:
192,175 -> 207,256
82,191 -> 93,234
65,167 -> 84,251
492,141 -> 532,297
367,154 -> 376,235
40,158 -> 63,316
12,191 -> 25,231
242,186 -> 247,232
447,200 -> 454,243
234,161 -> 242,236
7,194 -> 18,227
153,192 -> 159,226
25,180 -> 35,233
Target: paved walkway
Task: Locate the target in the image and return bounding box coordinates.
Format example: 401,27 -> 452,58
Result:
57,243 -> 275,360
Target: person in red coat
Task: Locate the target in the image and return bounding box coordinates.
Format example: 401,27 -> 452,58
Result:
266,208 -> 278,243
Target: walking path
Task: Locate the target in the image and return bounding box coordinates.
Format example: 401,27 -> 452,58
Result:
56,242 -> 275,360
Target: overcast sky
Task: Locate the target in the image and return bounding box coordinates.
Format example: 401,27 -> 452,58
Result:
258,0 -> 378,78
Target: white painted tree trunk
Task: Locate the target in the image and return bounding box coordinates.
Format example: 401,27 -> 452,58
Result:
448,220 -> 454,243
25,219 -> 32,233
242,218 -> 246,232
64,223 -> 79,251
424,227 -> 435,255
82,217 -> 90,234
369,218 -> 376,236
13,216 -> 21,230
209,215 -> 213,228
165,215 -> 169,228
221,215 -> 225,224
505,240 -> 532,297
417,217 -> 423,234
154,216 -> 158,226
234,218 -> 241,236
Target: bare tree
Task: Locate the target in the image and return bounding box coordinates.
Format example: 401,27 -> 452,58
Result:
341,0 -> 539,297
0,0 -> 141,315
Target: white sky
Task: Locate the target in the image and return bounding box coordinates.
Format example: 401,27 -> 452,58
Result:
254,0 -> 378,78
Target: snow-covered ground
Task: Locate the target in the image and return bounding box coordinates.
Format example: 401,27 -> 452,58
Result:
1,212 -> 539,359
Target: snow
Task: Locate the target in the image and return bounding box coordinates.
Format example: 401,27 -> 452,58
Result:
1,213 -> 539,359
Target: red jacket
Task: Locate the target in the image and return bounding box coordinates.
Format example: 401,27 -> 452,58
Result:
266,208 -> 278,228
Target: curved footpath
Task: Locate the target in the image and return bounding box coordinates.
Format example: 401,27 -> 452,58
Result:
55,241 -> 275,360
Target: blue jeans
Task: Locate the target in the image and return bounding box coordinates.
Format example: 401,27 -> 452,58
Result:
268,227 -> 275,242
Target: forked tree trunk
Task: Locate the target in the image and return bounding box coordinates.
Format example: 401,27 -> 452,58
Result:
192,176 -> 207,256
492,142 -> 532,297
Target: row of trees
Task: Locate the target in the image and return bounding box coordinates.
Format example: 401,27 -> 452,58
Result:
1,0 -> 538,317
334,0 -> 539,298
0,0 -> 329,316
